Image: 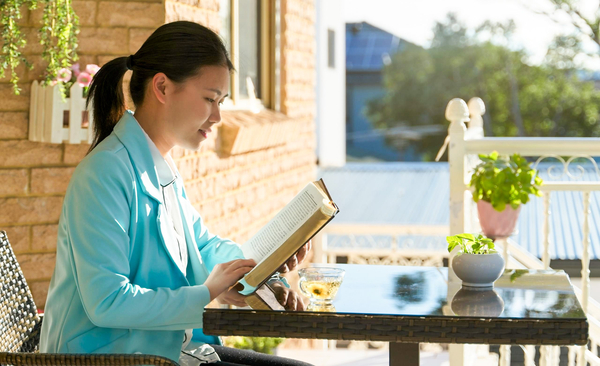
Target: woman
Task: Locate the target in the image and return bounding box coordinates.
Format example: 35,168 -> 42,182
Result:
39,21 -> 312,366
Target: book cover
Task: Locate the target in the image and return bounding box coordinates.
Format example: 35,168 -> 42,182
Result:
235,179 -> 338,299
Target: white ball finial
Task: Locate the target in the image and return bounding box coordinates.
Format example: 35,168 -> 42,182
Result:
467,97 -> 485,116
445,98 -> 469,122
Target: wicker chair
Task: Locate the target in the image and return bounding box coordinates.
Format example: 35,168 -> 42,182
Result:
0,231 -> 178,366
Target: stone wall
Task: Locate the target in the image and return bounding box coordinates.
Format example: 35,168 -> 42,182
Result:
0,0 -> 316,308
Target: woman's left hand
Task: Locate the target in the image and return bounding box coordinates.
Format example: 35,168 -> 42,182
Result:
216,288 -> 248,307
270,281 -> 305,311
278,240 -> 312,273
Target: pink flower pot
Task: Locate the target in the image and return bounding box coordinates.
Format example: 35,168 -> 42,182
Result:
477,200 -> 521,239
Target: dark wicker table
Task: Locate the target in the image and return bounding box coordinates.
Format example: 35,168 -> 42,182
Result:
203,264 -> 588,366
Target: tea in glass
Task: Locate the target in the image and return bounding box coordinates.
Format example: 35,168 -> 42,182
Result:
298,267 -> 345,307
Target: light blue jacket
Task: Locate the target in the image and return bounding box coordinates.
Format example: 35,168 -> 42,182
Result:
39,111 -> 244,362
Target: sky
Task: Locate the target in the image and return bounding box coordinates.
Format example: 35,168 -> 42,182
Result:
343,0 -> 600,70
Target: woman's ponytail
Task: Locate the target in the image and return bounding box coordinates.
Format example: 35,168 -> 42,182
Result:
86,56 -> 129,152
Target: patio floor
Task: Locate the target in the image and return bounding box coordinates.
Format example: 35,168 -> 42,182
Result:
276,349 -> 450,366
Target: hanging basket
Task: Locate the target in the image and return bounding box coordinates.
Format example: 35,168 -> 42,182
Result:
28,81 -> 94,144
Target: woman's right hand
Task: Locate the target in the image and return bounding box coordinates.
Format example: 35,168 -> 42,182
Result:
204,259 -> 256,301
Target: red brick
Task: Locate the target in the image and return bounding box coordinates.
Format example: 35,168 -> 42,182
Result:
0,112 -> 28,139
129,28 -> 155,54
165,1 -> 209,24
0,169 -> 29,196
3,226 -> 30,254
78,27 -> 129,54
0,196 -> 63,225
64,143 -> 91,164
32,224 -> 58,251
73,1 -> 97,26
18,253 -> 56,280
31,167 -> 75,194
0,83 -> 30,111
0,140 -> 62,166
98,2 -> 164,27
29,280 -> 50,309
21,27 -> 44,54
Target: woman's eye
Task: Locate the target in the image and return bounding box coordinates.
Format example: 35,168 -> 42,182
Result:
206,98 -> 215,103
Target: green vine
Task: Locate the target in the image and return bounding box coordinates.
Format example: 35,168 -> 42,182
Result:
0,0 -> 79,95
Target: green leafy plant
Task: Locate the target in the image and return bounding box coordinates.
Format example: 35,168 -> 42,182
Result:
470,151 -> 543,212
0,0 -> 79,95
223,336 -> 284,355
447,233 -> 496,254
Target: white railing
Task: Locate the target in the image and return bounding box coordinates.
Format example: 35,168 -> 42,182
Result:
447,97 -> 600,366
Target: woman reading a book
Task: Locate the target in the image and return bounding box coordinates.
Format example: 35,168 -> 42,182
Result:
39,21 -> 312,366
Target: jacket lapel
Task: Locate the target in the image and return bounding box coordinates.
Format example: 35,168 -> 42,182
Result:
113,111 -> 188,281
113,111 -> 162,203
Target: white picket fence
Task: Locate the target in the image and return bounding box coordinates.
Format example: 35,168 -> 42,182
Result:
29,81 -> 94,144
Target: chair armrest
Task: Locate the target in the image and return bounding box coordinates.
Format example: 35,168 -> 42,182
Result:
0,352 -> 179,366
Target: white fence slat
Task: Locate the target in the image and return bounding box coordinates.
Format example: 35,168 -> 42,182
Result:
542,193 -> 551,270
50,85 -> 65,143
29,81 -> 38,141
69,83 -> 84,144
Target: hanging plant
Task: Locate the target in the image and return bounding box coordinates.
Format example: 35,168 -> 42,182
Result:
0,0 -> 79,96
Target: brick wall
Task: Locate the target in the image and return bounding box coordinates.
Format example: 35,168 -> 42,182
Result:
0,0 -> 316,308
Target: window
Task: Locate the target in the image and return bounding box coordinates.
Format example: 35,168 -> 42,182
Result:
219,0 -> 280,111
328,29 -> 335,68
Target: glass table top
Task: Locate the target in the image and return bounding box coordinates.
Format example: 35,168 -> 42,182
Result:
281,264 -> 587,320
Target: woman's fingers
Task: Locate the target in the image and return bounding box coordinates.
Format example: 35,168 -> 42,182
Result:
296,241 -> 311,264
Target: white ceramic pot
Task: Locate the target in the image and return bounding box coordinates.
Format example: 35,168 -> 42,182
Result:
452,252 -> 505,288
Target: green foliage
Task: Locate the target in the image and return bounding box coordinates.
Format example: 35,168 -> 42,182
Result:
469,151 -> 543,211
0,0 -> 36,94
0,0 -> 79,95
223,336 -> 284,355
447,233 -> 496,255
366,14 -> 600,160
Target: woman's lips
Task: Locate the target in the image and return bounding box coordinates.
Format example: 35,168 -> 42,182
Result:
199,129 -> 207,138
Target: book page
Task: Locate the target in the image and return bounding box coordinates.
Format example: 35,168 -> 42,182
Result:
241,183 -> 325,263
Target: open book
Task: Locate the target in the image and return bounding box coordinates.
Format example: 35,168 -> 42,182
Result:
234,179 -> 338,306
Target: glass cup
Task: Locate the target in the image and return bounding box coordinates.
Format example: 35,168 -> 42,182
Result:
298,267 -> 345,308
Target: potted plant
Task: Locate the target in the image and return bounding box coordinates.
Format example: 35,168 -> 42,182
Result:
470,151 -> 543,239
447,233 -> 505,288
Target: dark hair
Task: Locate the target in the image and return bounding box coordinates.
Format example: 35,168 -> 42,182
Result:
86,21 -> 234,151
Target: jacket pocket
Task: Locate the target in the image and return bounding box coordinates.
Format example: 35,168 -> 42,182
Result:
66,327 -> 129,354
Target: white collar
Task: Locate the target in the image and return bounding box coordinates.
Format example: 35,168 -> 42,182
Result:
134,117 -> 177,187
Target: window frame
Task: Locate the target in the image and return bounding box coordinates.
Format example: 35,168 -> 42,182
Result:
221,0 -> 280,112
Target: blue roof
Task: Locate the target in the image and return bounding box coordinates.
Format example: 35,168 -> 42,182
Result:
319,162 -> 600,260
346,22 -> 406,72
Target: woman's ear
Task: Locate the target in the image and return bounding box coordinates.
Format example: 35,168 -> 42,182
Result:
151,73 -> 169,104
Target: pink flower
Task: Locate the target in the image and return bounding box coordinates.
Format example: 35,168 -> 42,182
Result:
56,68 -> 72,83
77,72 -> 92,87
71,63 -> 81,77
85,64 -> 100,76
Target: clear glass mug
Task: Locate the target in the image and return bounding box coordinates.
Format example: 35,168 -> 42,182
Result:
298,267 -> 345,308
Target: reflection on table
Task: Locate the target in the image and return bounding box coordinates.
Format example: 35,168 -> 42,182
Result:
304,264 -> 585,320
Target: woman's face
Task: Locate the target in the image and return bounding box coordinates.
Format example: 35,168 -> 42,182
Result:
163,65 -> 230,151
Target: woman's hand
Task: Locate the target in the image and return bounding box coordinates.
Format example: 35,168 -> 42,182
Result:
216,288 -> 248,307
204,259 -> 256,301
270,281 -> 306,311
278,240 -> 312,273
